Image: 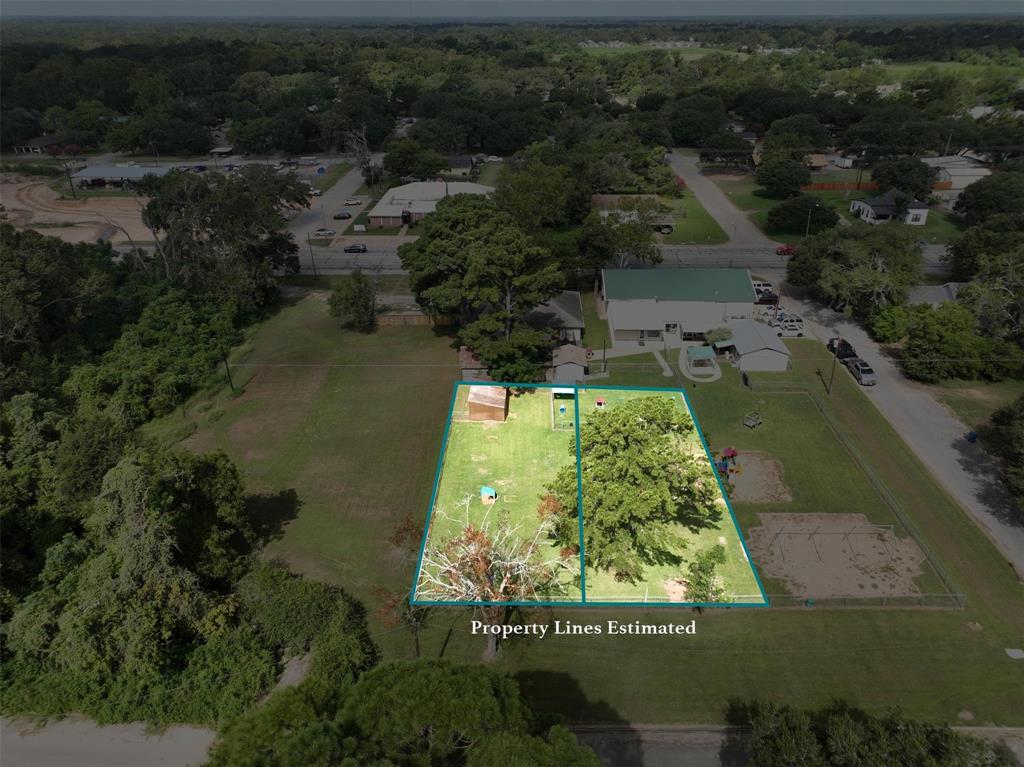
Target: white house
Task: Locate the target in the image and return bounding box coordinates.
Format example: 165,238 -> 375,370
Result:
602,268 -> 756,346
367,180 -> 493,228
712,320 -> 791,372
850,191 -> 929,226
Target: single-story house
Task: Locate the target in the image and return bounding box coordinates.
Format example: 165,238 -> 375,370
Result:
907,282 -> 966,306
71,164 -> 170,185
527,290 -> 585,344
209,146 -> 234,157
550,344 -> 590,384
11,135 -> 61,154
850,191 -> 929,225
804,153 -> 828,171
367,180 -> 493,228
602,268 -> 757,346
713,320 -> 791,372
920,154 -> 991,199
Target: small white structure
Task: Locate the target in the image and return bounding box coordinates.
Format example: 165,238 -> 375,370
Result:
835,156 -> 855,169
367,180 -> 493,228
850,191 -> 929,226
713,320 -> 791,372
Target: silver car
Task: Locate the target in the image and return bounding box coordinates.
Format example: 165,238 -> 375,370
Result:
847,358 -> 878,386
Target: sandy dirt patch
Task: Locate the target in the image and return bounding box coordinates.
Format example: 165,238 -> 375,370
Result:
0,177 -> 150,243
728,451 -> 792,503
746,513 -> 926,598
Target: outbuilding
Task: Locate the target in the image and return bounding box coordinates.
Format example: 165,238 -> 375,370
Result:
550,344 -> 590,384
467,385 -> 509,422
11,135 -> 61,154
713,320 -> 791,372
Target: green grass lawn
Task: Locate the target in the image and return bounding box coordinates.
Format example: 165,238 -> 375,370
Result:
581,291 -> 610,350
278,274 -> 410,292
661,194 -> 729,245
576,387 -> 764,605
416,385 -> 581,601
476,162 -> 502,186
155,298 -> 1024,726
930,379 -> 1024,431
711,174 -> 962,244
312,162 -> 352,193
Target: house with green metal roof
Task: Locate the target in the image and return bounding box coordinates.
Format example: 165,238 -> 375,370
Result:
601,268 -> 757,346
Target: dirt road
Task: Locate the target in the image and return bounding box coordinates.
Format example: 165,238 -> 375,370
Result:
1,717 -> 216,767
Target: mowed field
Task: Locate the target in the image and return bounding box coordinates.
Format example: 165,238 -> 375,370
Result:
159,293 -> 1024,725
576,387 -> 764,605
415,386 -> 581,602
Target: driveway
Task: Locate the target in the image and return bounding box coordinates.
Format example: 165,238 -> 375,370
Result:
786,294 -> 1024,576
667,151 -> 779,250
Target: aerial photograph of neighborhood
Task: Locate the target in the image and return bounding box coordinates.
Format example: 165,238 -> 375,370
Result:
1,0 -> 1023,765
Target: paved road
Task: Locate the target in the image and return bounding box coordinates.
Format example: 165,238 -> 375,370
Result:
667,151 -> 779,249
1,717 -> 216,767
787,294 -> 1024,576
289,163 -> 372,243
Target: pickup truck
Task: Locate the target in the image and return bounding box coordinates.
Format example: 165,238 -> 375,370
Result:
827,337 -> 857,361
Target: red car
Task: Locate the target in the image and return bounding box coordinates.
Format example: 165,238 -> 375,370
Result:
775,244 -> 799,256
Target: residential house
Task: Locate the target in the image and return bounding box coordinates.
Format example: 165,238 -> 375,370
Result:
712,320 -> 791,372
804,153 -> 828,171
850,191 -> 929,225
907,282 -> 966,307
601,268 -> 757,346
11,135 -> 61,154
527,290 -> 585,344
920,154 -> 991,202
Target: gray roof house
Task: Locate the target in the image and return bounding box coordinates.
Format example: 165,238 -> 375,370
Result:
850,191 -> 929,226
72,165 -> 171,182
907,282 -> 966,306
602,268 -> 757,347
527,290 -> 585,344
367,180 -> 493,228
713,320 -> 791,372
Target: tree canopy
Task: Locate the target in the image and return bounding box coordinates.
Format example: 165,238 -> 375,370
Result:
546,396 -> 721,583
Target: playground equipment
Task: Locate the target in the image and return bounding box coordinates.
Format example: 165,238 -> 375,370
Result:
480,486 -> 497,505
743,411 -> 763,429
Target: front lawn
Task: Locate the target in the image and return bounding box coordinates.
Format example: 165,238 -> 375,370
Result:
930,379 -> 1024,431
312,162 -> 352,192
661,194 -> 729,244
351,210 -> 402,235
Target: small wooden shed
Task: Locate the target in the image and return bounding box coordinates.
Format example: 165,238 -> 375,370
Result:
467,386 -> 509,422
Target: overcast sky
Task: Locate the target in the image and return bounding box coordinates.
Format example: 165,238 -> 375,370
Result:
4,1 -> 1022,19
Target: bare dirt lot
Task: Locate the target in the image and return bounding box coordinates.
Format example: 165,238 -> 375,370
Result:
0,177 -> 150,243
728,450 -> 792,503
747,513 -> 926,598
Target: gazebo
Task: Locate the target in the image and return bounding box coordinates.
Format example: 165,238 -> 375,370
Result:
686,345 -> 717,372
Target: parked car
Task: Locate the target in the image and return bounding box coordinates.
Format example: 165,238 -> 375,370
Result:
830,298 -> 848,312
308,187 -> 321,197
343,243 -> 368,253
313,228 -> 336,237
775,244 -> 798,256
846,358 -> 878,386
775,318 -> 805,337
756,290 -> 779,305
752,280 -> 774,293
827,337 -> 858,361
344,198 -> 362,206
332,211 -> 352,220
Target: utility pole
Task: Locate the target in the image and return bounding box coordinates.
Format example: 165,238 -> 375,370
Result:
827,352 -> 837,395
221,351 -> 235,393
306,233 -> 318,277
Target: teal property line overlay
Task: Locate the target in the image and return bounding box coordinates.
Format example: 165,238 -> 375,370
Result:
409,381 -> 770,608
574,387 -> 586,602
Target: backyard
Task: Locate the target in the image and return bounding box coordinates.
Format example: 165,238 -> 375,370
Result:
413,385 -> 582,604
660,194 -> 729,244
152,293 -> 1024,725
